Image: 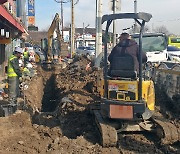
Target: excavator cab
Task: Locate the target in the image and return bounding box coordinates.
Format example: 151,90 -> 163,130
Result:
93,12 -> 179,147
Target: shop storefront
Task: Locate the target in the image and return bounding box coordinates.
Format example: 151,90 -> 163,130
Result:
0,3 -> 26,77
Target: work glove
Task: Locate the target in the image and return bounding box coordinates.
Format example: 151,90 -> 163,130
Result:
19,77 -> 23,82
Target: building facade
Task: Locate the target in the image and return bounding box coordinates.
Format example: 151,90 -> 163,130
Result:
0,0 -> 27,77
16,0 -> 27,28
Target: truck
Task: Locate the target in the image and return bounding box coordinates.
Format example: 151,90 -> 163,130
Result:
168,36 -> 180,48
131,33 -> 168,63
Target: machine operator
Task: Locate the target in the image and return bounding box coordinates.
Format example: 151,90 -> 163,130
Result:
108,32 -> 147,73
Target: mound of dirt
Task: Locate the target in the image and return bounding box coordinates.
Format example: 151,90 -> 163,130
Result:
0,56 -> 179,154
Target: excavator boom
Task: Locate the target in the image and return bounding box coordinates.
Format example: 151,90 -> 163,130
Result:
47,13 -> 63,62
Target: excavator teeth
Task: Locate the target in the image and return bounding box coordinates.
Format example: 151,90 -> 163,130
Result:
153,118 -> 180,144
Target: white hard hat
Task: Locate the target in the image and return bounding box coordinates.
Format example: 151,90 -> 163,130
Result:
29,49 -> 35,53
26,63 -> 33,68
14,47 -> 23,54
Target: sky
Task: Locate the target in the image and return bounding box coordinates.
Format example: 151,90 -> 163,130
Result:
35,0 -> 180,35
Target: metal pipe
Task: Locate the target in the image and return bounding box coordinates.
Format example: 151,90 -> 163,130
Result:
138,20 -> 145,101
134,0 -> 137,14
112,0 -> 116,47
134,0 -> 137,33
104,20 -> 112,98
83,22 -> 85,46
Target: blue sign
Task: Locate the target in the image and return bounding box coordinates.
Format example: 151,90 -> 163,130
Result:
28,0 -> 35,16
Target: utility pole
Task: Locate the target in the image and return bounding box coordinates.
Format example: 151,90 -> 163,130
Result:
112,0 -> 116,47
134,0 -> 137,33
70,0 -> 75,58
83,22 -> 85,46
83,23 -> 90,46
54,0 -> 71,39
95,0 -> 102,67
61,1 -> 64,38
83,22 -> 86,46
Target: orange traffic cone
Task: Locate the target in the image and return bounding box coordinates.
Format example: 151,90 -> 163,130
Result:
86,62 -> 91,71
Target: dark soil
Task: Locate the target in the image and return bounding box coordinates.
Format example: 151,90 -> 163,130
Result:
0,56 -> 179,154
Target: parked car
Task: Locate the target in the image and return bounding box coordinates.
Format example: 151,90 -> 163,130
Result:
25,42 -> 33,48
167,45 -> 180,62
76,46 -> 95,57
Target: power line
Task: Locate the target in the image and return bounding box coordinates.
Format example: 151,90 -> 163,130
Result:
54,0 -> 79,5
155,18 -> 180,23
74,0 -> 79,5
54,0 -> 71,3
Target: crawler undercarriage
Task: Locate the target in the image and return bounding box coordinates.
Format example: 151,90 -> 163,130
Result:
93,108 -> 180,147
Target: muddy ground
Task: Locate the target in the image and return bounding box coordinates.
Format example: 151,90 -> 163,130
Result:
0,56 -> 179,154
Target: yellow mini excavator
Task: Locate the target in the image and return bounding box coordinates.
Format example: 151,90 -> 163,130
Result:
47,13 -> 62,63
41,13 -> 68,63
93,12 -> 180,147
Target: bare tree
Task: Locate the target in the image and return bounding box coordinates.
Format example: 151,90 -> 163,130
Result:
64,22 -> 71,28
153,25 -> 169,35
128,25 -> 150,34
144,25 -> 150,32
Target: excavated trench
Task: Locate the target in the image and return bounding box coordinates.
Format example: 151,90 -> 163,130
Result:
24,65 -> 63,113
41,74 -> 59,112
26,65 -> 100,142
25,66 -> 62,128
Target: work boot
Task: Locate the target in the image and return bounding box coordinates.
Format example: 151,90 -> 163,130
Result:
9,98 -> 17,106
10,103 -> 17,113
1,101 -> 17,117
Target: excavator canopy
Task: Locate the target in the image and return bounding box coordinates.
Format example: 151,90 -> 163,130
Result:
102,12 -> 152,24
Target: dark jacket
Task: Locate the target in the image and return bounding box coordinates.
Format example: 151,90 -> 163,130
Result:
108,39 -> 147,72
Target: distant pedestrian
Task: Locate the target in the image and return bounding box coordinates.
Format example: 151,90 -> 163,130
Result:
23,47 -> 29,65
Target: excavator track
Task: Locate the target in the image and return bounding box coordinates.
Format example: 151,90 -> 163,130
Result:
93,110 -> 118,147
153,118 -> 180,144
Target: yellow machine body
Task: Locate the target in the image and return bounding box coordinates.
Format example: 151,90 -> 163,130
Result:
99,79 -> 155,111
35,53 -> 40,63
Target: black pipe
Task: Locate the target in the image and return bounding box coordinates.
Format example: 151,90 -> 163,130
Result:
138,21 -> 145,101
104,20 -> 112,98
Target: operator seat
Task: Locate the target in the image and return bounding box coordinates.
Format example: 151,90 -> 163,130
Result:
109,55 -> 137,79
